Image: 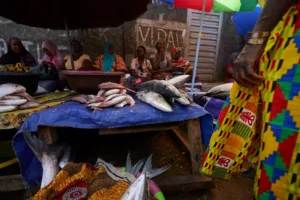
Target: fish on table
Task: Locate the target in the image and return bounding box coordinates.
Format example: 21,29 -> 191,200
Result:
139,80 -> 181,98
167,75 -> 190,89
137,90 -> 173,112
0,83 -> 26,99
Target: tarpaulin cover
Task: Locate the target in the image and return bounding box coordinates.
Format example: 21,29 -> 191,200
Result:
13,100 -> 213,185
204,97 -> 225,121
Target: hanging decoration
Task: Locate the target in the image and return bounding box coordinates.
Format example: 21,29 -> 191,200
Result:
160,0 -> 258,12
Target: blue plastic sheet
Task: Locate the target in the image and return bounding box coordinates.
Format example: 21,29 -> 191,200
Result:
13,100 -> 213,185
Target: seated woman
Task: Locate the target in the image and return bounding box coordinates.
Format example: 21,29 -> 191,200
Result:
64,39 -> 92,70
0,37 -> 36,72
93,42 -> 127,72
130,46 -> 152,85
30,40 -> 65,92
171,47 -> 193,76
150,39 -> 173,80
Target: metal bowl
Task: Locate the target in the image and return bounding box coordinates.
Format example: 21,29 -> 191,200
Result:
61,70 -> 124,94
0,72 -> 40,95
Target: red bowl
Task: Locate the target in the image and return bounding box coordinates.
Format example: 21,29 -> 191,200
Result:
61,70 -> 124,94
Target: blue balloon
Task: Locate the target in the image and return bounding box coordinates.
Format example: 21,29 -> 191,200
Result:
159,0 -> 175,5
233,5 -> 262,37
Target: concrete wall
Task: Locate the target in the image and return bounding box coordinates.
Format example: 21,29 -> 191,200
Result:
0,1 -> 187,70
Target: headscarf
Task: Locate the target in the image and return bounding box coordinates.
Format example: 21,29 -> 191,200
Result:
42,40 -> 65,69
102,42 -> 115,72
0,37 -> 37,67
171,47 -> 181,56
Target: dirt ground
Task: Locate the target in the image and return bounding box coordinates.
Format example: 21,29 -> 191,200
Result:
0,129 -> 254,200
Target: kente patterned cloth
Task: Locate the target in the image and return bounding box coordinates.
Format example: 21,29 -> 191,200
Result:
32,159 -> 156,200
201,3 -> 300,200
0,91 -> 75,130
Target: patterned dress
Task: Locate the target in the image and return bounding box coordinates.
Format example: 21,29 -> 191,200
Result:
201,2 -> 300,199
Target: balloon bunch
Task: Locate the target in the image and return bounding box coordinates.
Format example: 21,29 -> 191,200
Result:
160,0 -> 258,12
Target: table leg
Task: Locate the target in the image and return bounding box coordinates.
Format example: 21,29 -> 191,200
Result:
187,118 -> 203,174
37,127 -> 57,144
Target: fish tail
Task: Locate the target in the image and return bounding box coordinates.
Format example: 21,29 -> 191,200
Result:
23,129 -> 46,161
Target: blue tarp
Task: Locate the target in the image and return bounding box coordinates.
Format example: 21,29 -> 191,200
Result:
13,100 -> 213,185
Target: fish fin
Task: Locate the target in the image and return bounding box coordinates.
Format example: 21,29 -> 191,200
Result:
142,154 -> 153,175
23,129 -> 45,161
58,146 -> 71,169
131,159 -> 145,176
125,152 -> 132,173
148,165 -> 171,179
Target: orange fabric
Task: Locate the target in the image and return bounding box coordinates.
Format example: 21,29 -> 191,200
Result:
93,54 -> 127,72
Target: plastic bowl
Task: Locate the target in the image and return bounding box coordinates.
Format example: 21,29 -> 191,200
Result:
61,70 -> 124,94
0,72 -> 40,95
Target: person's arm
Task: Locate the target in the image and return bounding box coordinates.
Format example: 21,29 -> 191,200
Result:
78,60 -> 92,71
93,55 -> 103,71
233,0 -> 295,88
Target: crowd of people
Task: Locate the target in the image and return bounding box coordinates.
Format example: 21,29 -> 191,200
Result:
0,37 -> 193,91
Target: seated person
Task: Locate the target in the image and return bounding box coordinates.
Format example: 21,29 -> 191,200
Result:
130,46 -> 152,85
171,47 -> 193,75
93,42 -> 127,72
0,37 -> 36,72
150,39 -> 173,80
30,40 -> 65,92
64,39 -> 92,70
225,52 -> 239,83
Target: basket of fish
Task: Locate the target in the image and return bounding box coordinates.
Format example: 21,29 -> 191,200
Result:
137,75 -> 193,112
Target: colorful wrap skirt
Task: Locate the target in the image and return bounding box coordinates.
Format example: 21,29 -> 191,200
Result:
201,3 -> 300,200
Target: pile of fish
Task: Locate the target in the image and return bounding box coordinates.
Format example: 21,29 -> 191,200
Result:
137,75 -> 192,112
72,82 -> 136,110
0,83 -> 40,113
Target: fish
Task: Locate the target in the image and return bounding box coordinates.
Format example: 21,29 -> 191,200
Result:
23,129 -> 70,188
98,82 -> 125,90
0,83 -> 26,99
121,155 -> 170,200
12,92 -> 38,103
104,89 -> 121,96
0,105 -> 17,113
114,100 -> 128,108
1,95 -> 22,100
0,99 -> 27,106
125,95 -> 135,107
87,96 -> 104,104
167,75 -> 190,88
120,89 -> 127,94
205,83 -> 233,98
98,95 -> 127,108
72,96 -> 88,104
18,102 -> 39,109
97,89 -> 106,97
103,94 -> 123,103
175,89 -> 193,105
137,90 -> 173,112
139,80 -> 181,98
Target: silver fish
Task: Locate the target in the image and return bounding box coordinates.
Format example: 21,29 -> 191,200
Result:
0,99 -> 27,106
87,96 -> 104,104
1,95 -> 22,100
125,95 -> 135,107
23,130 -> 70,188
115,100 -> 128,108
104,94 -> 123,103
12,92 -> 38,104
205,83 -> 233,97
167,75 -> 190,88
0,105 -> 17,113
97,89 -> 106,97
137,90 -> 173,112
99,95 -> 127,108
175,89 -> 193,105
104,89 -> 121,96
72,95 -> 89,104
0,83 -> 26,99
121,155 -> 170,200
18,102 -> 39,109
139,80 -> 181,98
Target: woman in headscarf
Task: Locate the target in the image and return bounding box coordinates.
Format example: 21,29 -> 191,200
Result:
171,47 -> 193,76
93,42 -> 127,72
0,37 -> 36,72
41,40 -> 65,69
150,39 -> 173,80
64,39 -> 92,70
130,46 -> 152,85
201,0 -> 300,199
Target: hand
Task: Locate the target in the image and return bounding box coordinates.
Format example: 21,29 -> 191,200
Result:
42,61 -> 54,67
233,44 -> 264,88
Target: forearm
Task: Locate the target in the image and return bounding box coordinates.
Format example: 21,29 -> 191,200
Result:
253,0 -> 295,32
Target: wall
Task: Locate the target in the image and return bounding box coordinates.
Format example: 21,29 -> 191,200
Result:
0,1 -> 187,70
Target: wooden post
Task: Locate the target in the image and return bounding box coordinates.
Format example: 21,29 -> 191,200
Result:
38,127 -> 57,144
187,118 -> 203,174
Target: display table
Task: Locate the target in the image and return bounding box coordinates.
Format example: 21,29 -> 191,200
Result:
14,100 -> 214,188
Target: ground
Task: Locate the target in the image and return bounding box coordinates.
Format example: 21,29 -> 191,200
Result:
0,129 -> 254,200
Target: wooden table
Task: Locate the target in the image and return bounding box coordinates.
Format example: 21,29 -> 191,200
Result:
38,118 -> 213,192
